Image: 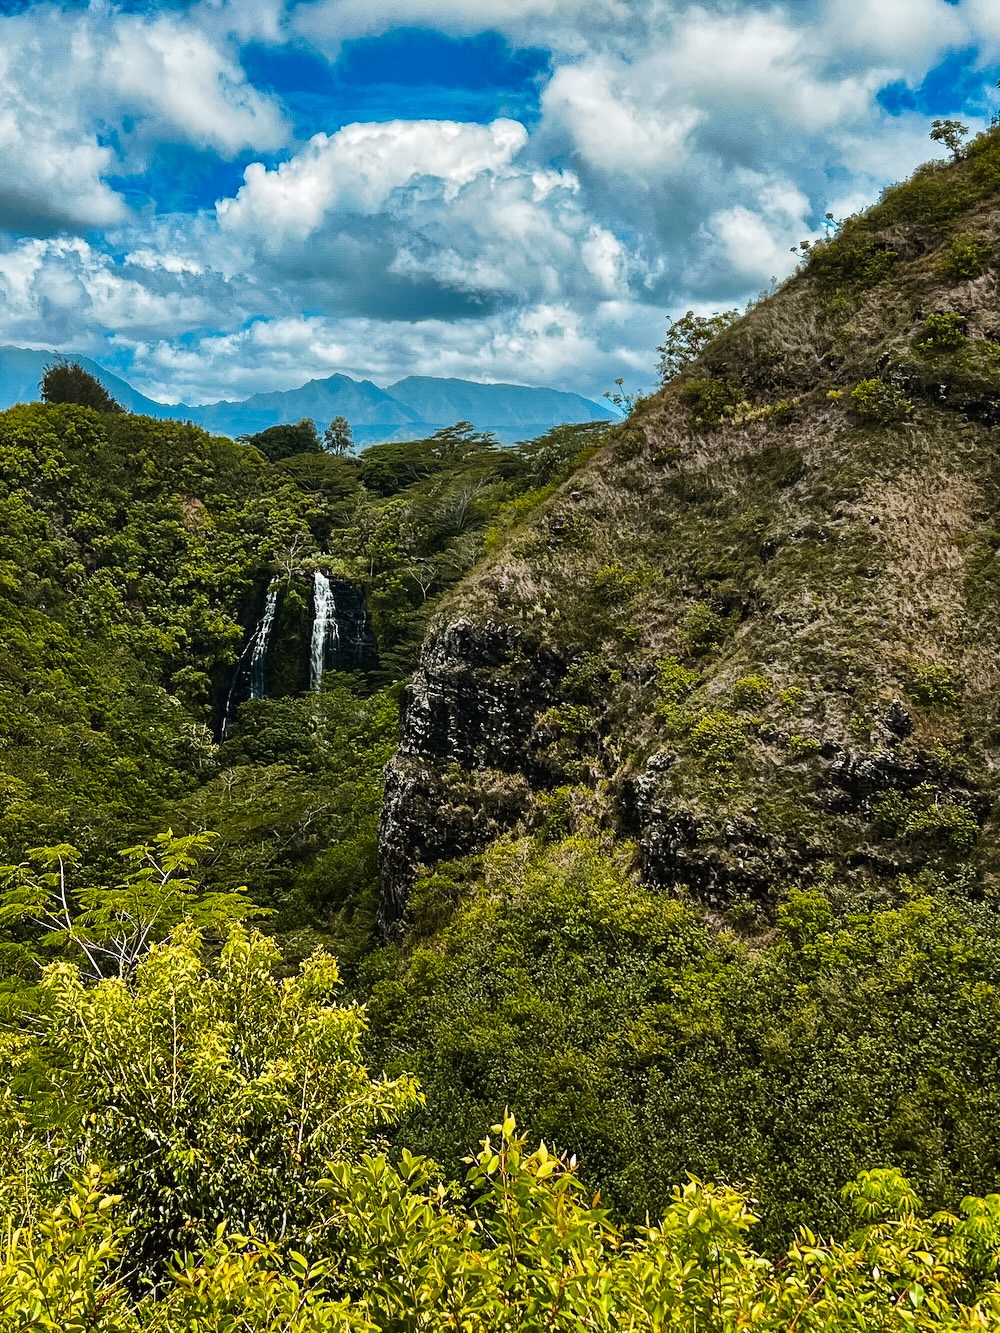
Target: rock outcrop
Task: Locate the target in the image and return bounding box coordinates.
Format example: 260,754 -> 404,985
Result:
378,620 -> 565,928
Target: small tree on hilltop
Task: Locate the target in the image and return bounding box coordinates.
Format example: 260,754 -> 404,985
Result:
930,118 -> 969,160
40,360 -> 125,413
324,415 -> 354,455
657,308 -> 739,385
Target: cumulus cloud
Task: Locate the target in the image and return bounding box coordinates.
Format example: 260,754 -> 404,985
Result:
0,0 -> 997,406
124,299 -> 659,406
98,15 -> 288,156
217,119 -> 529,242
0,236 -> 225,348
0,3 -> 287,238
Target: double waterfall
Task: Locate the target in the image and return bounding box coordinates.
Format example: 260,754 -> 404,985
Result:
220,571 -> 373,734
309,571 -> 339,691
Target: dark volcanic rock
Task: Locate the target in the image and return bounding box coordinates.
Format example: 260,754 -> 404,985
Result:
378,619 -> 565,930
623,752 -> 812,907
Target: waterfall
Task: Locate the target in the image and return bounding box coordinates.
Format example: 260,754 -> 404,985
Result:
249,584 -> 279,699
220,582 -> 280,738
310,572 -> 339,691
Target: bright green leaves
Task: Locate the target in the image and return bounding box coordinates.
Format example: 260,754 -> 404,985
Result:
2,925 -> 421,1273
0,831 -> 262,978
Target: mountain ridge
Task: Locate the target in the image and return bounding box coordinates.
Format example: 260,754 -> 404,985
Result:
0,346 -> 616,445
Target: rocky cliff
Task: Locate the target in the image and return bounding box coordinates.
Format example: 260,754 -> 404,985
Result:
378,129 -> 1000,929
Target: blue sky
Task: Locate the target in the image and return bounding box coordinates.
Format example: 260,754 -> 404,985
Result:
0,0 -> 998,405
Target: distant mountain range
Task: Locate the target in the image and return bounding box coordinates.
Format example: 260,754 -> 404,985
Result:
0,347 -> 617,445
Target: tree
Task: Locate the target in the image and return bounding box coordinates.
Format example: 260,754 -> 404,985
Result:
930,118 -> 969,160
1,925 -> 420,1273
324,415 -> 354,455
39,359 -> 125,413
243,418 -> 323,462
0,831 -> 261,978
7,1121 -> 1000,1328
656,309 -> 739,385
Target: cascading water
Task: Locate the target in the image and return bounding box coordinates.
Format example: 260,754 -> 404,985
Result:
249,584 -> 279,699
220,582 -> 281,737
310,571 -> 339,691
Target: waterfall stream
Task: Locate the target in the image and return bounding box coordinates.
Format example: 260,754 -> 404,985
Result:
249,584 -> 279,699
310,571 -> 339,691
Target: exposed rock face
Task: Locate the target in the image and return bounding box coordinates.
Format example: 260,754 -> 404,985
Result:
622,752 -> 815,908
326,580 -> 378,674
377,619 -> 564,929
375,141 -> 1000,927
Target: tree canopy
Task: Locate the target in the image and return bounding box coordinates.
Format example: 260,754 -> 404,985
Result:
39,360 -> 125,413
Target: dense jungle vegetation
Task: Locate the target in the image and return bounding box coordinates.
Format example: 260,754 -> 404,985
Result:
8,127 -> 1000,1327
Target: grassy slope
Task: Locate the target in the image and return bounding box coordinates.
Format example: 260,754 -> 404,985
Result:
409,126 -> 1000,911
364,128 -> 1000,1244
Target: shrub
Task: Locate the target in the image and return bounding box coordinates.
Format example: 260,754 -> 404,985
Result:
787,733 -> 821,756
657,657 -> 699,703
732,674 -> 772,710
1,926 -> 420,1272
872,785 -> 979,854
592,564 -> 644,604
39,360 -> 125,414
940,233 -> 990,282
679,602 -> 729,656
915,312 -> 967,351
678,377 -> 745,427
908,661 -> 961,706
849,378 -> 913,424
689,710 -> 748,768
808,229 -> 898,292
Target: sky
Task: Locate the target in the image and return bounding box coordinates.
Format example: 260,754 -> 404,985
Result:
1,1 -> 999,406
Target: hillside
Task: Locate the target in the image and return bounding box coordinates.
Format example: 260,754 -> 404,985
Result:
366,126 -> 1000,1239
0,349 -> 616,444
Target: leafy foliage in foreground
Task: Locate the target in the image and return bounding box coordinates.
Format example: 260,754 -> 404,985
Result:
4,926 -> 1000,1331
1,926 -> 419,1267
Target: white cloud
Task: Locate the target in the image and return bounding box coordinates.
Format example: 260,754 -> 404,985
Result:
819,0 -> 966,65
0,3 -> 288,239
2,0 -> 999,409
702,181 -> 812,290
294,0 -> 621,46
0,34 -> 125,232
0,236 -> 222,348
217,118 -> 529,241
542,61 -> 701,176
124,301 -> 652,405
98,15 -> 287,156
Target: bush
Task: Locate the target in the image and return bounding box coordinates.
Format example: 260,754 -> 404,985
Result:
849,378 -> 913,424
657,657 -> 699,703
678,377 -> 745,427
872,785 -> 979,854
908,661 -> 961,706
1,926 -> 420,1273
592,564 -> 644,604
732,674 -> 772,710
679,602 -> 729,656
940,233 -> 990,282
916,312 -> 967,352
10,1137 -> 1000,1330
39,360 -> 125,414
688,710 -> 748,768
787,733 -> 821,756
